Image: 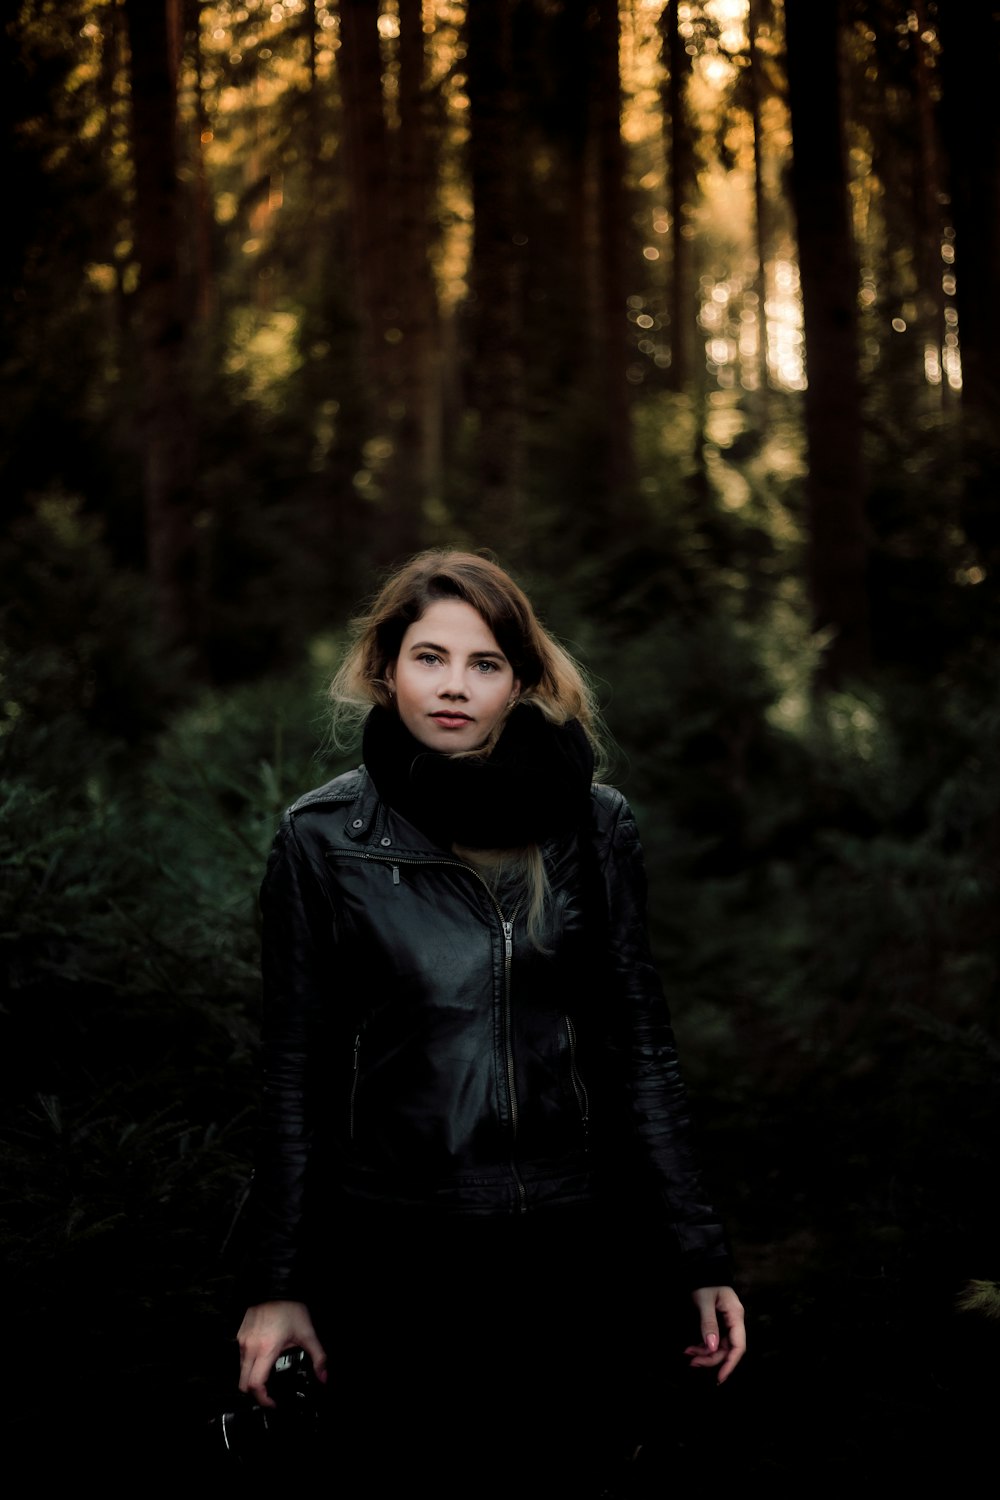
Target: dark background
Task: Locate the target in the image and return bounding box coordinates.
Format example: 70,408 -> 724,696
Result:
2,0 -> 997,1484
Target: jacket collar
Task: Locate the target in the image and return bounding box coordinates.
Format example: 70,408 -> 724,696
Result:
345,767 -> 579,864
344,769 -> 454,858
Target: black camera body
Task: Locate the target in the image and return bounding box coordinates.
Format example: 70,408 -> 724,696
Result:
208,1347 -> 325,1465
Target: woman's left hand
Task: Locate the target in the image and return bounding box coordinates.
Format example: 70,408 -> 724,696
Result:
685,1285 -> 746,1384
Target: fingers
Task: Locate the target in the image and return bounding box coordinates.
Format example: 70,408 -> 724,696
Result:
681,1338 -> 737,1380
683,1341 -> 726,1368
689,1286 -> 721,1361
716,1289 -> 747,1383
239,1351 -> 278,1408
300,1332 -> 329,1385
685,1285 -> 747,1384
715,1341 -> 744,1384
236,1302 -> 330,1407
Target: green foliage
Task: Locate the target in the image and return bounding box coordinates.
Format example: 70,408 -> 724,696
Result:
0,493 -> 179,751
0,540 -> 357,1422
956,1279 -> 1000,1323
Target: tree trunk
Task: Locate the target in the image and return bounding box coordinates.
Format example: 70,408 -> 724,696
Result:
338,0 -> 429,563
936,0 -> 1000,578
593,0 -> 635,501
304,0 -> 321,186
337,0 -> 393,408
124,0 -> 198,654
185,0 -> 216,326
95,0 -> 133,359
661,0 -> 697,390
785,0 -> 870,684
465,0 -> 526,543
747,0 -> 772,413
907,0 -> 950,408
388,0 -> 441,555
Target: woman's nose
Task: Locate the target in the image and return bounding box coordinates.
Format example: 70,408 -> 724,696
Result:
438,665 -> 467,697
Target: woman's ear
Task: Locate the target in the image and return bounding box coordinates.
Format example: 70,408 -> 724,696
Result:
385,662 -> 396,695
508,681 -> 521,707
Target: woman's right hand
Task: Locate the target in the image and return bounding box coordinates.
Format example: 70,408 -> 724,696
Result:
236,1300 -> 329,1408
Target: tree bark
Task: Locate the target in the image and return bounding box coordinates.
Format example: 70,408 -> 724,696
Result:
906,0 -> 950,408
465,0 -> 526,541
338,0 -> 431,562
661,0 -> 697,390
185,0 -> 216,326
935,0 -> 1000,576
747,0 -> 772,412
593,0 -> 635,500
124,0 -> 198,653
785,0 -> 871,683
337,0 -> 393,406
388,0 -> 441,553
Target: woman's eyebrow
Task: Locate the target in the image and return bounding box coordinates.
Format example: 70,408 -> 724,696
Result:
408,639 -> 506,661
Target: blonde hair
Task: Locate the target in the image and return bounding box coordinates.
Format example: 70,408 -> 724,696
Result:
328,549 -> 610,943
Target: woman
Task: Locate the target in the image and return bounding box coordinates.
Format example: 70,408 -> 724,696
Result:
235,549 -> 745,1495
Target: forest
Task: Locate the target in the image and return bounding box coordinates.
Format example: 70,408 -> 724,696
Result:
2,0 -> 998,1484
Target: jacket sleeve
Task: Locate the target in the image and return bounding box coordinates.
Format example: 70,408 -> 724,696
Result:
238,809 -> 335,1306
595,787 -> 735,1291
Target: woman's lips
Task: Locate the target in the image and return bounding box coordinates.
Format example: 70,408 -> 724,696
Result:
430,712 -> 473,727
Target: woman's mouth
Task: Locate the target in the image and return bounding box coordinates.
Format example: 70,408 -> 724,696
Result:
431,711 -> 473,727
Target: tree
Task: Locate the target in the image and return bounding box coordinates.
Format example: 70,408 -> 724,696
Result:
746,0 -> 776,410
124,0 -> 199,653
336,0 -> 393,405
336,0 -> 440,563
660,0 -> 698,391
592,0 -> 635,502
464,0 -> 526,541
784,0 -> 870,683
389,0 -> 443,550
936,0 -> 1000,588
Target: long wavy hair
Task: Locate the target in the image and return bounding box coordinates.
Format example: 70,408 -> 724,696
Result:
328,548 -> 608,775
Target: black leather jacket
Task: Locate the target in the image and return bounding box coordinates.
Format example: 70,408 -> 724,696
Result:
241,766 -> 734,1303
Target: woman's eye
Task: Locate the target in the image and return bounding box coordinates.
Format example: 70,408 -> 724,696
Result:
474,660 -> 499,674
417,653 -> 440,666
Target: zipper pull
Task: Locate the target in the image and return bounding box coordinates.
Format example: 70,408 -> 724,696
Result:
503,920 -> 513,961
392,864 -> 400,885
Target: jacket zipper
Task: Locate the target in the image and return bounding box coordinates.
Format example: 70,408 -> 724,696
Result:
349,1030 -> 362,1140
501,918 -> 517,1141
330,849 -> 526,1206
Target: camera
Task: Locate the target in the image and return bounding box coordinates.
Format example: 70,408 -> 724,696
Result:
207,1347 -> 325,1465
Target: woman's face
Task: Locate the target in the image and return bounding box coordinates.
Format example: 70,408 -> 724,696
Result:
387,597 -> 520,752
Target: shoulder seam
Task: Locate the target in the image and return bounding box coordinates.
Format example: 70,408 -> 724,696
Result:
287,767 -> 365,816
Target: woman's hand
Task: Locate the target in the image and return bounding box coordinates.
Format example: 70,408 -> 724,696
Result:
236,1300 -> 328,1408
684,1285 -> 746,1385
